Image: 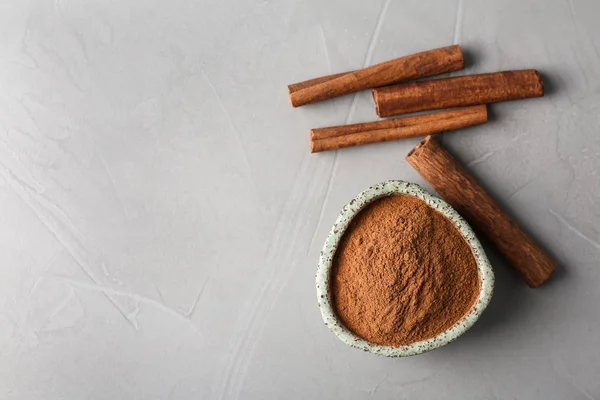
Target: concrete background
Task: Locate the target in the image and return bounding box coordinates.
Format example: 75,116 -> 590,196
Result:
1,0 -> 599,399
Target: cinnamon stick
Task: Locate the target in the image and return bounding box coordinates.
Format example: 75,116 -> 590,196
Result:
406,136 -> 556,288
310,105 -> 487,153
288,45 -> 464,107
373,69 -> 544,117
288,72 -> 348,94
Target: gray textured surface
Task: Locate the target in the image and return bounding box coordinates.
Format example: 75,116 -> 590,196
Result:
0,0 -> 599,399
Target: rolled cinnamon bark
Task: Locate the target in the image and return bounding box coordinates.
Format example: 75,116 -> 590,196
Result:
310,105 -> 487,153
406,136 -> 556,288
288,72 -> 348,94
374,70 -> 544,117
288,45 -> 464,107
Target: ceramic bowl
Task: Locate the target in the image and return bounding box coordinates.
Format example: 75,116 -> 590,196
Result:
316,180 -> 494,357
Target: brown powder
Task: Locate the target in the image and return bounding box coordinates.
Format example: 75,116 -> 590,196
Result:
331,195 -> 480,347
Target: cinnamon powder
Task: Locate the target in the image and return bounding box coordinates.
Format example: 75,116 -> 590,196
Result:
331,195 -> 480,347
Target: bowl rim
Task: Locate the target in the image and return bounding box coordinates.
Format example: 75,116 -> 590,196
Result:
316,180 -> 494,357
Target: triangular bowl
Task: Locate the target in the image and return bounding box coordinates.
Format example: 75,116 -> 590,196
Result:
316,180 -> 494,357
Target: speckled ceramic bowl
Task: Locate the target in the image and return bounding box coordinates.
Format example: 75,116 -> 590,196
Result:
316,180 -> 494,357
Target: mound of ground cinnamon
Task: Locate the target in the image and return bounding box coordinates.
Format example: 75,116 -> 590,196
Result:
331,195 -> 480,347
